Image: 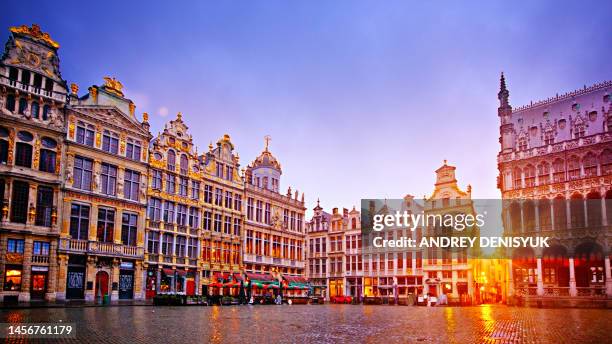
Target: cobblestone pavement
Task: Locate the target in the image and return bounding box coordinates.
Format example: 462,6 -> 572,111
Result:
0,304 -> 609,343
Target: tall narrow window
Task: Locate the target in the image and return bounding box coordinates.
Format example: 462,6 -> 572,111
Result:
176,204 -> 188,226
0,126 -> 9,164
167,150 -> 176,171
70,204 -> 90,240
39,139 -> 57,173
180,154 -> 188,175
15,142 -> 33,168
35,186 -> 53,227
73,156 -> 93,191
42,105 -> 50,121
163,202 -> 175,224
165,174 -> 175,194
124,169 -> 140,201
18,98 -> 27,115
121,212 -> 138,246
76,122 -> 95,146
148,198 -> 162,222
125,139 -> 142,161
31,101 -> 40,119
178,177 -> 188,196
100,163 -> 117,196
10,181 -> 29,223
102,130 -> 119,154
97,208 -> 115,242
5,94 -> 16,112
151,169 -> 162,189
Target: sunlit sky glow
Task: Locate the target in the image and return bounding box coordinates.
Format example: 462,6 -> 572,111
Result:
4,1 -> 611,216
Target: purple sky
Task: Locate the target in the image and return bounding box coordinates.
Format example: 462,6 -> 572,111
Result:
4,1 -> 611,215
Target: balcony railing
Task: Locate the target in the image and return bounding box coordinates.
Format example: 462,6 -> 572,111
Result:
59,238 -> 144,258
0,76 -> 67,102
31,255 -> 49,264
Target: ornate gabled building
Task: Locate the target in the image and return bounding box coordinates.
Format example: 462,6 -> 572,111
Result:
423,161 -> 477,303
0,25 -> 67,303
497,75 -> 612,304
305,199 -> 331,298
145,113 -> 208,297
199,133 -> 244,296
58,77 -> 151,302
243,138 -> 306,280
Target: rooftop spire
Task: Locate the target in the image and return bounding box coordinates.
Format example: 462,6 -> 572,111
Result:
498,72 -> 510,107
264,135 -> 271,152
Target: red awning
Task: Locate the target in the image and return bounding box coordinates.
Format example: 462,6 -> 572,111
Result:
162,268 -> 174,276
175,269 -> 187,277
233,273 -> 244,281
244,272 -> 275,282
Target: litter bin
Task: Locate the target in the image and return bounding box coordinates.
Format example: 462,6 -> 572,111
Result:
103,294 -> 110,305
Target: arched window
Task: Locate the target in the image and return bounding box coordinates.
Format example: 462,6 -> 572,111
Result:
42,105 -> 50,120
513,167 -> 522,189
31,101 -> 40,119
553,159 -> 565,183
553,195 -> 566,230
567,156 -> 580,180
15,142 -> 33,168
569,193 -> 585,229
39,137 -> 57,173
180,154 -> 188,175
537,162 -> 550,185
538,198 -> 551,231
583,153 -> 597,177
167,150 -> 176,171
351,218 -> 357,229
524,165 -> 535,187
586,191 -> 602,228
523,200 -> 536,231
18,98 -> 27,115
509,202 -> 522,233
5,94 -> 16,112
600,149 -> 612,175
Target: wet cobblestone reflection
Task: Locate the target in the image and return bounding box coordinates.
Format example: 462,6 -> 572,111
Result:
1,305 -> 609,343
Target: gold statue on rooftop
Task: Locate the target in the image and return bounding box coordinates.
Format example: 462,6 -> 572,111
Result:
103,76 -> 124,97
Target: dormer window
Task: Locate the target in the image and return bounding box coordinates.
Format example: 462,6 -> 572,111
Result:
544,130 -> 554,145
573,124 -> 585,139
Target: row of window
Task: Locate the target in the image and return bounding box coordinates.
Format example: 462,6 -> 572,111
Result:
4,95 -> 52,120
6,238 -> 50,255
1,180 -> 54,226
246,197 -> 304,230
0,127 -> 58,173
75,121 -> 143,161
69,203 -> 138,246
244,230 -> 303,259
72,156 -> 141,201
511,150 -> 612,188
146,232 -> 199,259
148,198 -> 242,235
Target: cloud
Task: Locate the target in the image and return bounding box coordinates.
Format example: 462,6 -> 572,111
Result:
158,106 -> 169,117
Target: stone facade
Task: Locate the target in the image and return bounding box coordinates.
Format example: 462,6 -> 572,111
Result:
497,74 -> 612,303
0,25 -> 67,303
58,79 -> 151,302
243,140 -> 306,281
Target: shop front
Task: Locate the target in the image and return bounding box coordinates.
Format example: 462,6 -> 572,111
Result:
145,267 -> 158,299
244,272 -> 280,304
30,266 -> 48,300
281,275 -> 310,304
119,261 -> 134,300
66,255 -> 86,300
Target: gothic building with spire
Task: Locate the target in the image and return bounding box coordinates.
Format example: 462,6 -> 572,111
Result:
497,74 -> 612,305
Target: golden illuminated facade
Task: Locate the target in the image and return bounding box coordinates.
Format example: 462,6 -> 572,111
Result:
0,25 -> 67,303
243,139 -> 306,279
423,161 -> 477,303
57,78 -> 151,302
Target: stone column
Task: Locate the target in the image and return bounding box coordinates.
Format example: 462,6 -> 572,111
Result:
451,270 -> 458,298
134,261 -> 144,300
156,269 -> 161,293
536,258 -> 544,296
601,197 -> 608,226
84,256 -> 96,302
111,259 -> 119,301
569,257 -> 577,297
507,259 -> 514,297
46,240 -> 58,302
19,237 -> 33,302
55,254 -> 68,301
467,269 -> 473,300
604,255 -> 611,298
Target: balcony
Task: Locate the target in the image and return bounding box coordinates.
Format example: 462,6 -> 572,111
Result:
59,238 -> 144,258
31,255 -> 49,264
0,76 -> 67,102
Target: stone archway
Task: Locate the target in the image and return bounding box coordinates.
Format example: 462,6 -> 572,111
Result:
573,242 -> 604,289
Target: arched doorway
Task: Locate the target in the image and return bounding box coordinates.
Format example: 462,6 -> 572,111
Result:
512,247 -> 536,295
95,271 -> 110,303
542,245 -> 569,288
573,242 -> 605,294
